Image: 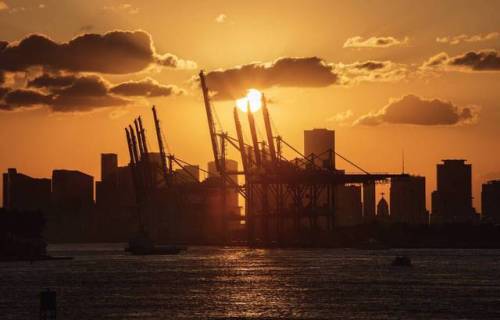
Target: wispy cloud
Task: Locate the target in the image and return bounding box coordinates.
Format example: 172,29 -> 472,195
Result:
343,36 -> 409,48
436,32 -> 499,45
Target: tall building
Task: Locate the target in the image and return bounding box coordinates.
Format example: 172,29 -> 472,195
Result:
304,129 -> 335,169
482,180 -> 500,224
52,169 -> 94,210
390,175 -> 428,225
101,153 -> 118,183
173,165 -> 200,184
2,168 -> 51,211
431,159 -> 474,224
363,181 -> 376,222
334,185 -> 362,226
208,159 -> 239,216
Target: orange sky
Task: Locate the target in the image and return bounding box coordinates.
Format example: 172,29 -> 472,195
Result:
0,0 -> 499,211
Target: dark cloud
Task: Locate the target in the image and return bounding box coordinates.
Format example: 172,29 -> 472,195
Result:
0,41 -> 7,51
204,57 -> 339,100
0,30 -> 196,74
0,86 -> 10,99
450,51 -> 500,71
343,36 -> 408,48
2,73 -> 182,112
355,94 -> 478,126
0,71 -> 4,84
3,89 -> 51,107
28,74 -> 78,88
354,61 -> 387,71
110,77 -> 184,97
422,50 -> 500,71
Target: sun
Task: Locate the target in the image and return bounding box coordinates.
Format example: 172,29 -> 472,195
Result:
235,89 -> 262,113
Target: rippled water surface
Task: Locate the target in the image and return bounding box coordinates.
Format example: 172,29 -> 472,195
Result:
1,244 -> 500,319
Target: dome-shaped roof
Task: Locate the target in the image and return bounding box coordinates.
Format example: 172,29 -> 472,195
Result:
377,196 -> 389,217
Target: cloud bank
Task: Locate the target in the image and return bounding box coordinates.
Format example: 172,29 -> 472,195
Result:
354,94 -> 479,126
203,57 -> 339,100
1,74 -> 183,112
0,30 -> 196,74
202,57 -> 409,100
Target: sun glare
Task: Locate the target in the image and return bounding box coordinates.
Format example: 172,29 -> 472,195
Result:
235,89 -> 262,113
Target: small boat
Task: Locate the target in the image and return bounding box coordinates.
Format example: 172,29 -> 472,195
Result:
125,232 -> 187,255
391,256 -> 412,267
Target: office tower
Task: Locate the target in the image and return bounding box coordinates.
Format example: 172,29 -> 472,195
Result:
52,169 -> 94,210
482,180 -> 500,224
208,159 -> 239,216
431,160 -> 474,224
334,185 -> 363,226
101,153 -> 118,183
390,175 -> 428,225
304,129 -> 335,169
2,168 -> 51,211
174,165 -> 200,184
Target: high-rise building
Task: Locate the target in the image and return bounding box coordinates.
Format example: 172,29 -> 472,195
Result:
482,180 -> 500,224
101,153 -> 118,183
173,165 -> 200,184
304,129 -> 335,169
208,159 -> 239,216
52,169 -> 94,210
334,185 -> 362,226
390,175 -> 428,225
431,159 -> 474,224
2,168 -> 51,211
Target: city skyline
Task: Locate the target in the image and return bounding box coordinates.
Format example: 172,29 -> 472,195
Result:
1,0 -> 499,212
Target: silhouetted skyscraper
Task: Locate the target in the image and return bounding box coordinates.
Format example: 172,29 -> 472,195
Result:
101,153 -> 118,183
52,170 -> 94,210
174,165 -> 200,184
482,180 -> 500,224
390,175 -> 428,225
431,160 -> 474,224
208,159 -> 239,216
304,129 -> 335,169
2,168 -> 51,211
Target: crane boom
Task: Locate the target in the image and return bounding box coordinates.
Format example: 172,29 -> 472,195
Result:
125,128 -> 135,165
138,116 -> 149,155
199,71 -> 221,172
247,103 -> 262,167
261,94 -> 277,163
129,125 -> 140,166
134,119 -> 144,160
233,107 -> 248,173
152,105 -> 170,185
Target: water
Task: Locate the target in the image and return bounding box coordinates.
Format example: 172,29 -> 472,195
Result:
1,244 -> 500,319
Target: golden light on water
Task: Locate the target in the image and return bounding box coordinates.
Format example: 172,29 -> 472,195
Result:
236,89 -> 262,113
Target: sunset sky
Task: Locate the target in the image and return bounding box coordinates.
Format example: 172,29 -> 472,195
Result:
0,0 -> 499,210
